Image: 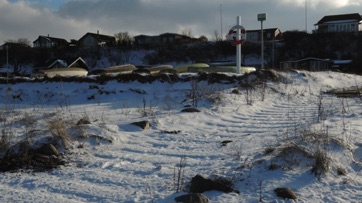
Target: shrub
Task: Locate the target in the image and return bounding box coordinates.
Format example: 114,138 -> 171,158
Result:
48,119 -> 72,148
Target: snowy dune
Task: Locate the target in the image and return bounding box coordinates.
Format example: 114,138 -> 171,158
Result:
0,70 -> 361,202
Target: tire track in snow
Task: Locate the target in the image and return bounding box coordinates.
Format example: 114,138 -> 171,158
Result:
218,98 -> 319,137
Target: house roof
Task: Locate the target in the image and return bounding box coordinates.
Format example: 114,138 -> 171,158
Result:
315,13 -> 362,25
79,32 -> 115,43
283,57 -> 332,63
34,57 -> 89,70
33,35 -> 68,44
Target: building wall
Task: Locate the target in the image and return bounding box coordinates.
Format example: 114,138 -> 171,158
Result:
33,38 -> 53,48
79,35 -> 98,47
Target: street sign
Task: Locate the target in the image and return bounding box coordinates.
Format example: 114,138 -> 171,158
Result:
258,13 -> 266,21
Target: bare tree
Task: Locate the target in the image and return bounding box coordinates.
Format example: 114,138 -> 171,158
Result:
213,30 -> 222,42
5,38 -> 30,46
114,32 -> 133,46
180,27 -> 194,38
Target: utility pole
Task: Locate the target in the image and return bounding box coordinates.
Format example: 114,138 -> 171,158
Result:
220,4 -> 223,40
6,45 -> 9,83
305,0 -> 308,32
258,13 -> 266,69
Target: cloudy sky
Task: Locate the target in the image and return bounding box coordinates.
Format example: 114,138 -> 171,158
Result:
0,0 -> 361,44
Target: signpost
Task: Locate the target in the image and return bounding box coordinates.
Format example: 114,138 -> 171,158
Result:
258,13 -> 266,69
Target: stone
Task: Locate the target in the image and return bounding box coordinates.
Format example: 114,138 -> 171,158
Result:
37,143 -> 59,157
131,120 -> 150,130
181,108 -> 200,113
189,175 -> 233,193
175,193 -> 209,203
274,188 -> 297,200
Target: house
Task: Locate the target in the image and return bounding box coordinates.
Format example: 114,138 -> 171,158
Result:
33,35 -> 68,48
314,13 -> 362,33
0,42 -> 30,50
78,32 -> 116,47
280,57 -> 332,71
134,33 -> 191,46
33,57 -> 90,73
246,28 -> 283,43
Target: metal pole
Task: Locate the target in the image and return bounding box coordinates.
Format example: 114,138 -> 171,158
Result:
236,16 -> 241,74
261,20 -> 264,69
220,4 -> 223,40
305,0 -> 308,32
272,37 -> 275,69
6,45 -> 8,83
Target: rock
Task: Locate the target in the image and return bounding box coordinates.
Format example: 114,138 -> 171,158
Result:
37,143 -> 59,157
76,118 -> 91,125
181,108 -> 200,113
131,120 -> 150,130
189,175 -> 233,193
274,188 -> 297,200
221,140 -> 233,146
175,193 -> 209,203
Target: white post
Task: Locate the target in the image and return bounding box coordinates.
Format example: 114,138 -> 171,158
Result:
261,20 -> 264,69
236,16 -> 241,74
6,45 -> 8,83
272,37 -> 275,69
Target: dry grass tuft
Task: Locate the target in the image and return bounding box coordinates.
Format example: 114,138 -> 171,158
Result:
48,119 -> 72,148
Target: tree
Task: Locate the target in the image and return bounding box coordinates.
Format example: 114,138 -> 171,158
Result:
3,38 -> 33,74
213,30 -> 222,42
114,32 -> 133,46
198,35 -> 208,42
180,27 -> 194,38
5,38 -> 30,46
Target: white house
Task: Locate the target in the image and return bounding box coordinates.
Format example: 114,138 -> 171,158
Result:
314,13 -> 362,33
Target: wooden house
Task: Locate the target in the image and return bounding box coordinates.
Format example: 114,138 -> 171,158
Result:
134,33 -> 191,46
33,35 -> 68,48
246,28 -> 283,43
78,32 -> 116,47
280,57 -> 332,71
314,13 -> 362,33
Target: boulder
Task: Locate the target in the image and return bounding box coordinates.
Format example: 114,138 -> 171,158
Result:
131,121 -> 150,130
37,143 -> 59,157
274,188 -> 297,200
189,175 -> 233,193
181,108 -> 200,113
175,193 -> 209,203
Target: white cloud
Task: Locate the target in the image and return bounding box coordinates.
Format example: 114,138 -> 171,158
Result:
0,0 -> 362,44
0,0 -> 93,43
279,0 -> 362,9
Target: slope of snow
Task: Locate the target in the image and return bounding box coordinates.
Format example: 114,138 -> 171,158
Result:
0,70 -> 361,202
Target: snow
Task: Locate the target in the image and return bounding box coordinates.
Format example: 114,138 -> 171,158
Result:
0,70 -> 362,202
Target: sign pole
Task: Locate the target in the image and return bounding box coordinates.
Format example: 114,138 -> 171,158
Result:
258,13 -> 266,69
236,16 -> 241,74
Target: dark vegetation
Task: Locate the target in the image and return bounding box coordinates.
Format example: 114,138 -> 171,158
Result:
1,31 -> 362,77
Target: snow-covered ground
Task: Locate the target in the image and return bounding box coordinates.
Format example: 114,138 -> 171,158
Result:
0,70 -> 361,202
